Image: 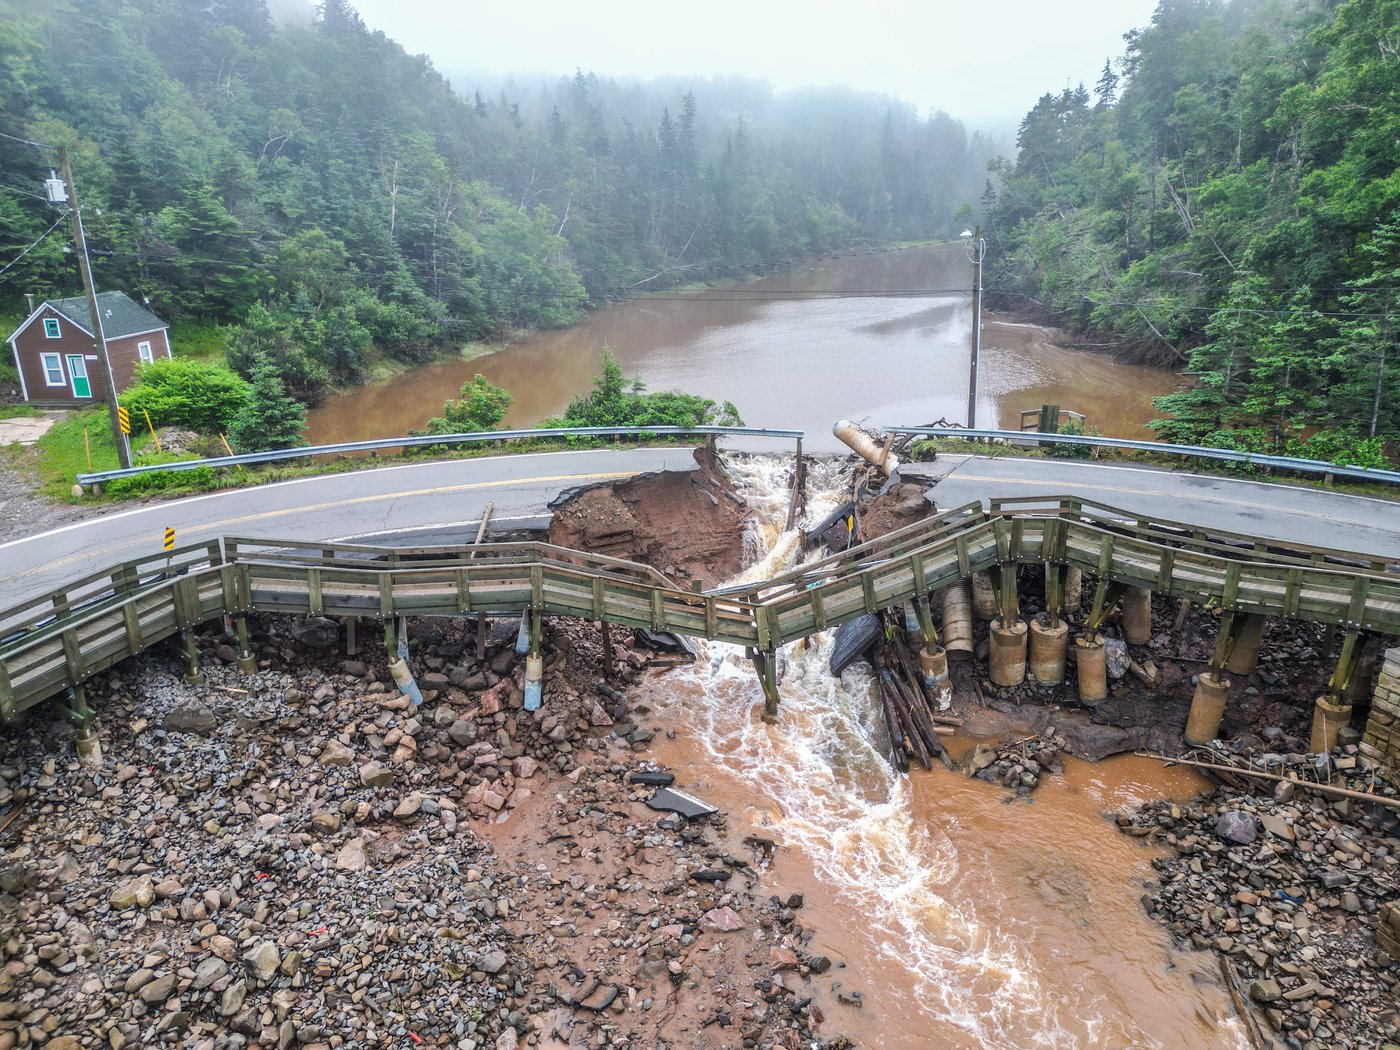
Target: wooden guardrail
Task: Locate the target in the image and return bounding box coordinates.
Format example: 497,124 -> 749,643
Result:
3,497 -> 1400,723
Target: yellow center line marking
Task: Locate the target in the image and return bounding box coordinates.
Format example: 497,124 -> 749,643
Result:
9,470 -> 636,583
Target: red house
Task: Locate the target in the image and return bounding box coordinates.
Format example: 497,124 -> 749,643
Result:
6,291 -> 172,406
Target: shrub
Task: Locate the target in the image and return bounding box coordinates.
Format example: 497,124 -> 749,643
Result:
422,374 -> 513,434
121,358 -> 251,434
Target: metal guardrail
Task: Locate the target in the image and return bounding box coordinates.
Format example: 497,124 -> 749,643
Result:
75,425 -> 805,488
885,427 -> 1400,487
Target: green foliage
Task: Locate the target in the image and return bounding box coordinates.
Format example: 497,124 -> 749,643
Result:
1,0 -> 991,381
228,356 -> 306,452
423,374 -> 513,434
988,0 -> 1400,457
550,348 -> 744,429
104,465 -> 219,499
120,358 -> 251,434
29,408 -> 119,498
1046,420 -> 1099,459
1283,431 -> 1391,470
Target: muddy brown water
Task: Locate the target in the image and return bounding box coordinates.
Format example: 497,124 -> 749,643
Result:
305,246 -> 1178,451
620,458 -> 1249,1049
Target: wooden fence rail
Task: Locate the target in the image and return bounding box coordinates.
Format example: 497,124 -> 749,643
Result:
4,496 -> 1400,723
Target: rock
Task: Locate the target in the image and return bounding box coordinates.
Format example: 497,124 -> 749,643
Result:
320,740 -> 354,766
289,616 -> 339,649
479,949 -> 508,975
335,838 -> 367,872
447,719 -> 475,746
219,980 -> 247,1016
1250,979 -> 1282,1003
193,958 -> 229,990
769,946 -> 798,970
393,795 -> 422,821
511,755 -> 539,779
0,864 -> 31,895
139,973 -> 177,1003
109,875 -> 155,910
495,1028 -> 519,1050
701,906 -> 743,932
163,700 -> 218,736
1214,810 -> 1257,845
243,941 -> 280,982
311,811 -> 342,835
808,955 -> 832,974
1259,813 -> 1294,841
359,762 -> 394,788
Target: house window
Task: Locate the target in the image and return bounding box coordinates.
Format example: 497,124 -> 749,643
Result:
43,318 -> 61,339
138,341 -> 153,364
41,353 -> 65,386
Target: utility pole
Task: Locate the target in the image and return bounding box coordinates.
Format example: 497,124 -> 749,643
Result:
964,224 -> 985,430
59,146 -> 130,469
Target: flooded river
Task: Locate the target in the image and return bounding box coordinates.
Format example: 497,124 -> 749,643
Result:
639,456 -> 1247,1049
306,245 -> 1177,450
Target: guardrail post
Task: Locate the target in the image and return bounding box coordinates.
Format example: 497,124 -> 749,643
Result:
751,648 -> 781,724
65,685 -> 102,767
234,614 -> 257,673
180,630 -> 205,684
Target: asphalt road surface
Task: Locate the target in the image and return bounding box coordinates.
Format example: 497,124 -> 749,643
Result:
4,447 -> 1398,613
0,447 -> 700,608
916,454 -> 1400,562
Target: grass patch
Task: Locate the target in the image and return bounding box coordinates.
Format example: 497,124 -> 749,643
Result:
31,408 -> 122,498
169,321 -> 228,365
0,404 -> 42,420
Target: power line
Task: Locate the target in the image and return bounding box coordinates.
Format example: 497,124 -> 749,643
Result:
0,129 -> 56,150
0,215 -> 66,280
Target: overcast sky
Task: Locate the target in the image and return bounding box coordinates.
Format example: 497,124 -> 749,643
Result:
344,0 -> 1160,129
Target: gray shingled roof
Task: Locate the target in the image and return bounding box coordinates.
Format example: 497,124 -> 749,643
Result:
48,291 -> 167,340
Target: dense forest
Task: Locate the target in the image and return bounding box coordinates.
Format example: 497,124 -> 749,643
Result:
0,0 -> 992,405
987,0 -> 1399,458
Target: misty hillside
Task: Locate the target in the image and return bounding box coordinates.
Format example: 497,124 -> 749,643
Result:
0,0 -> 992,402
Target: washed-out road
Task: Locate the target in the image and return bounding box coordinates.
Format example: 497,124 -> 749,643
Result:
0,447 -> 701,608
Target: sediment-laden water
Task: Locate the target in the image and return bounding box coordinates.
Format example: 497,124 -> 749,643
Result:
306,246 -> 1177,450
639,455 -> 1247,1049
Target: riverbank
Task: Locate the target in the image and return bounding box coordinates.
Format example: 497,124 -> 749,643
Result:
4,449 -> 1398,1048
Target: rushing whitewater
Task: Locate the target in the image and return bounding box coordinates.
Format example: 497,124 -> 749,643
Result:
646,454 -> 1247,1050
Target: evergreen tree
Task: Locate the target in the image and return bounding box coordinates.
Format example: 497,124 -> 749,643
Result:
228,354 -> 307,451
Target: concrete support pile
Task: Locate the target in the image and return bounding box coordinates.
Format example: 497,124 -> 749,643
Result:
1360,647 -> 1400,771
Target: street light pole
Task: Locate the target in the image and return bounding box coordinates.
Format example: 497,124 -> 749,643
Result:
58,146 -> 130,469
963,225 -> 985,430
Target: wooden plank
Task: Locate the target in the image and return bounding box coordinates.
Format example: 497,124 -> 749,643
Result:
378,575 -> 393,618
704,597 -> 717,640
955,535 -> 971,579
1155,548 -> 1175,592
861,574 -> 877,614
1222,563 -> 1241,611
456,569 -> 471,613
810,588 -> 827,631
307,568 -> 323,615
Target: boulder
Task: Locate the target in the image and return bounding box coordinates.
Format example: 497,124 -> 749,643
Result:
163,701 -> 218,736
289,616 -> 340,649
1214,810 -> 1258,845
109,875 -> 155,910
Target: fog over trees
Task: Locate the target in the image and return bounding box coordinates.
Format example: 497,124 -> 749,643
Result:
0,0 -> 993,404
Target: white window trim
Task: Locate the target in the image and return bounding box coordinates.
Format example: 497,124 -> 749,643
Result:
44,318 -> 61,339
138,340 -> 154,363
41,352 -> 65,387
